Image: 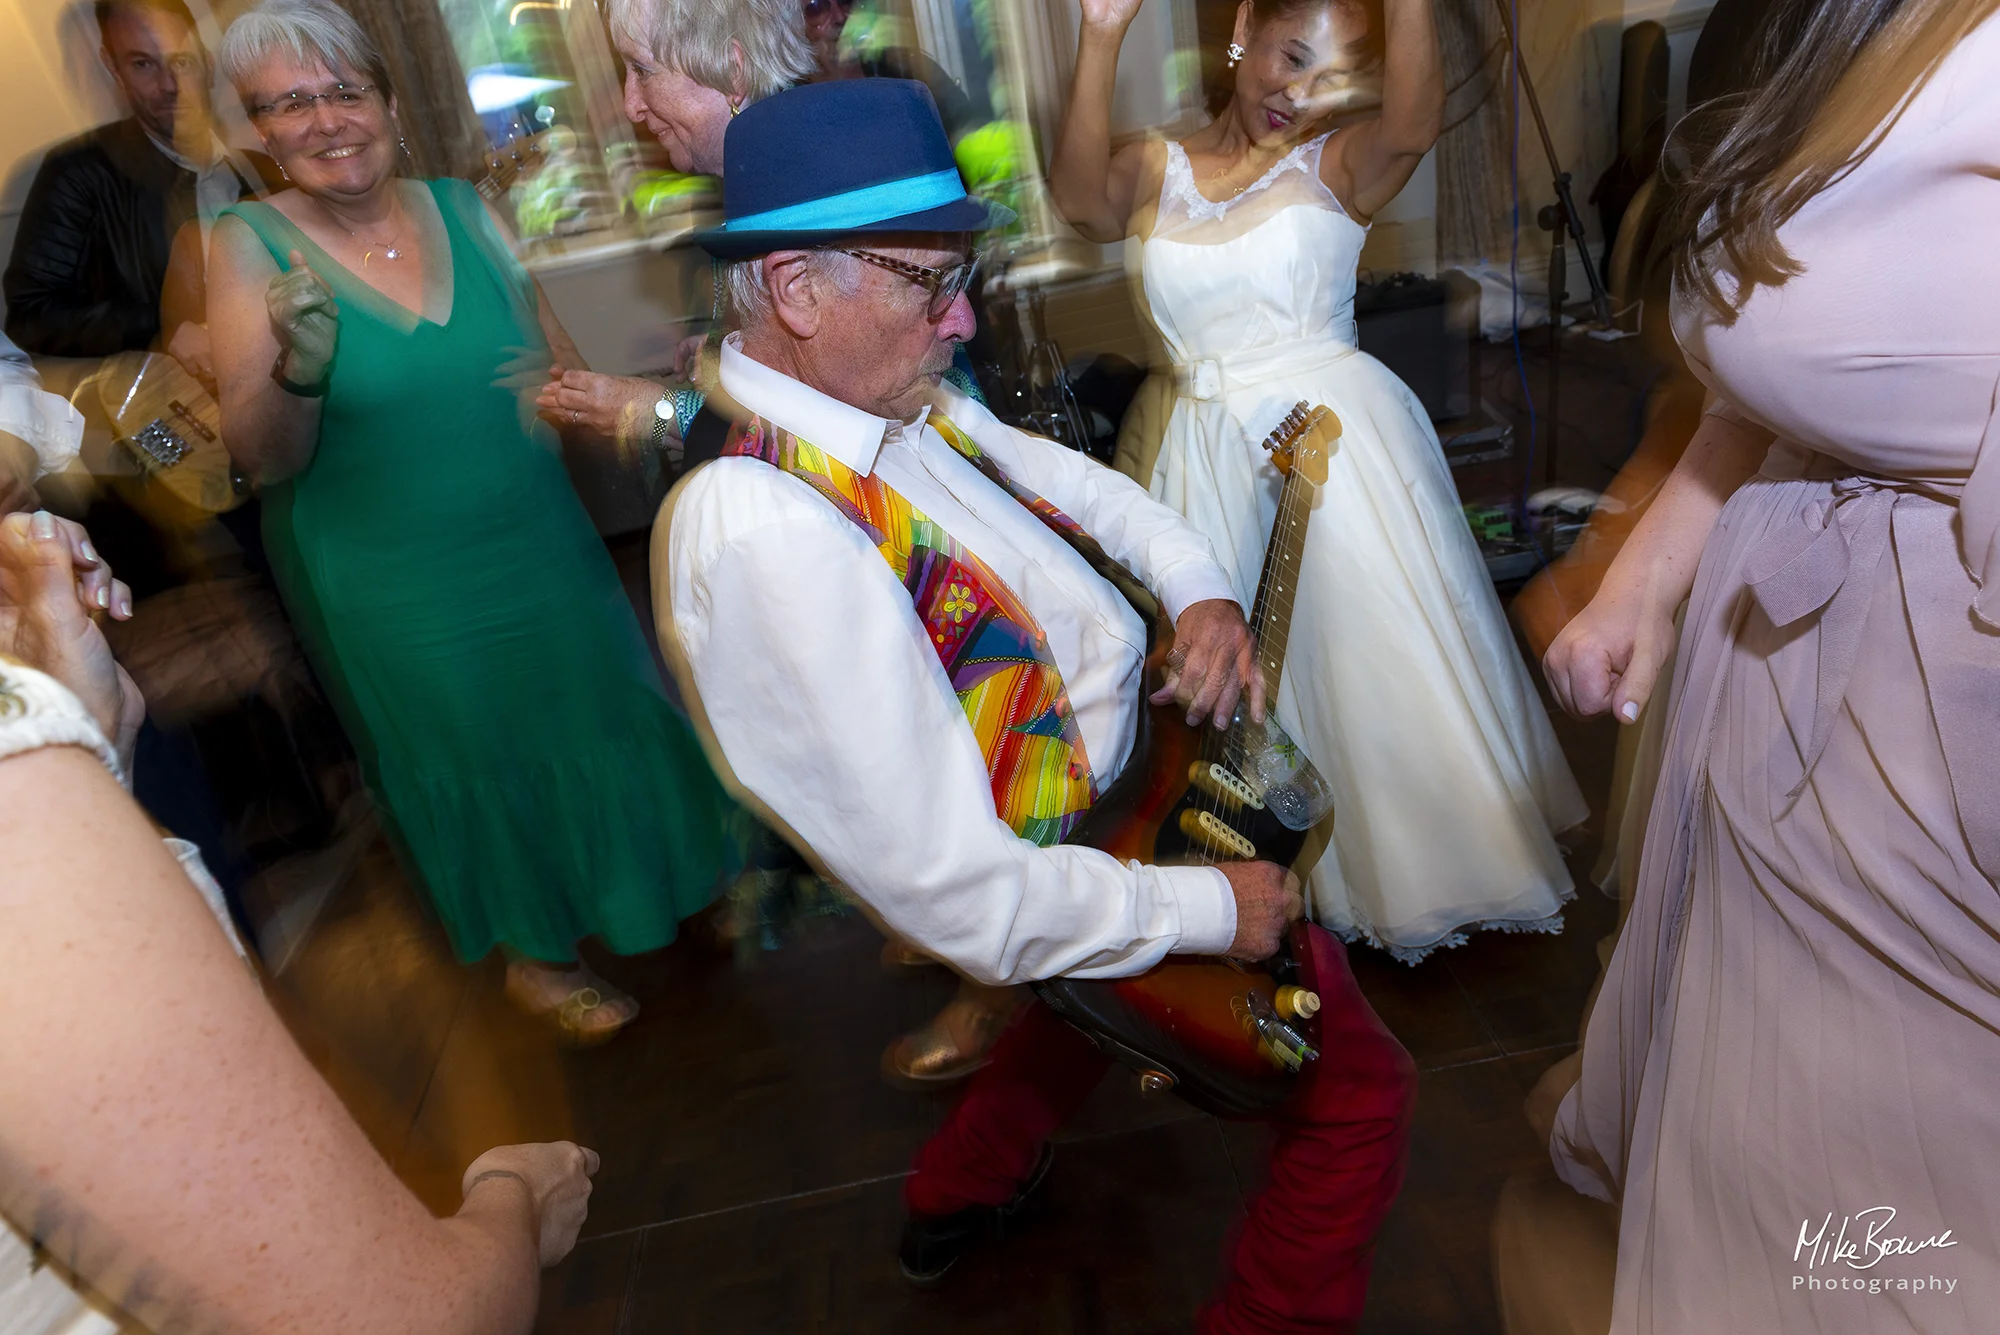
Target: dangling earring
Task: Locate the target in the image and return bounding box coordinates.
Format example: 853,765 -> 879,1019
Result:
728,98 -> 742,118
1227,41 -> 1246,68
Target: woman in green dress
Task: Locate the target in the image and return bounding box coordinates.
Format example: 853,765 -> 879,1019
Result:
207,0 -> 741,1043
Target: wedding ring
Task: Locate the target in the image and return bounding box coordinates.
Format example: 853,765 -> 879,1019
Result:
1165,645 -> 1188,670
570,410 -> 579,425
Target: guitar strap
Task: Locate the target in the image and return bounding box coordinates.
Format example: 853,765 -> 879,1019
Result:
682,405 -> 734,473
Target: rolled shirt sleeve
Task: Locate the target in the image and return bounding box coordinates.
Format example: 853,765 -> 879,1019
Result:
663,460 -> 1237,985
0,332 -> 84,479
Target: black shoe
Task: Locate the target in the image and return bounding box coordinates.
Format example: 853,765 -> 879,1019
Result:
897,1143 -> 1056,1288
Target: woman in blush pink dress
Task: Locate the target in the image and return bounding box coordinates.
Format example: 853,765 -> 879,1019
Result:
1542,0 -> 2000,1328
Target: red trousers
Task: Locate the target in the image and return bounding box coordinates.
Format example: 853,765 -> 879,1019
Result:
905,926 -> 1417,1334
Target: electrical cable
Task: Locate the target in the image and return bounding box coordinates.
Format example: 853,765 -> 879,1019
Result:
1508,0 -> 1539,527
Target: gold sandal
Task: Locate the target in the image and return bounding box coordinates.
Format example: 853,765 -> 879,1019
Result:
550,986 -> 636,1048
505,964 -> 639,1048
879,988 -> 1023,1089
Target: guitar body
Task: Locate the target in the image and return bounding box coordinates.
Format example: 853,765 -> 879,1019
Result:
97,350 -> 244,526
1037,680 -> 1317,1116
1068,692 -> 1312,872
1034,403 -> 1343,1119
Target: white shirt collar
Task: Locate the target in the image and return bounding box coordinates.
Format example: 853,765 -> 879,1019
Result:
143,127 -> 224,174
717,333 -> 930,476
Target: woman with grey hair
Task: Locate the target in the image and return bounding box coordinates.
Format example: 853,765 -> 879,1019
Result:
538,0 -> 983,454
605,0 -> 816,176
204,0 -> 743,1045
532,0 -> 819,445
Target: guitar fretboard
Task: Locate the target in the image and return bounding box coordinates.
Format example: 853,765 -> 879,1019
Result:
1246,462 -> 1313,705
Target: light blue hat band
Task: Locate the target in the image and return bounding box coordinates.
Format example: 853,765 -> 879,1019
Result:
721,168 -> 967,233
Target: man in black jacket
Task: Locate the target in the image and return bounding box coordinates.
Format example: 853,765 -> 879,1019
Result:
4,0 -> 277,363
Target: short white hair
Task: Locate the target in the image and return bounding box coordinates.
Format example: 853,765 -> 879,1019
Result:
726,250 -> 863,326
219,0 -> 388,102
604,0 -> 815,100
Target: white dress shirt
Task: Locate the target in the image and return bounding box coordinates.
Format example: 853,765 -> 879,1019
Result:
659,336 -> 1242,985
0,331 -> 83,480
147,130 -> 265,248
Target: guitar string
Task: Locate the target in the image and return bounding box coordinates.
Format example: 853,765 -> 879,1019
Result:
1193,405 -> 1314,864
1194,412 -> 1289,857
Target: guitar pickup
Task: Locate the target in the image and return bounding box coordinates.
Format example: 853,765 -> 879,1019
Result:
1186,761 -> 1266,811
1178,808 -> 1256,859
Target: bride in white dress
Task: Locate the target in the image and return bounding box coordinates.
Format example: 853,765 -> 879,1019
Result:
1051,0 -> 1587,960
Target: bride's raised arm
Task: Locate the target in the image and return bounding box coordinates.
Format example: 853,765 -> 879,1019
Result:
1323,0 -> 1443,220
1050,0 -> 1153,241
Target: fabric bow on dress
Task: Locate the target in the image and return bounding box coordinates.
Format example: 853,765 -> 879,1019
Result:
1743,395 -> 2000,882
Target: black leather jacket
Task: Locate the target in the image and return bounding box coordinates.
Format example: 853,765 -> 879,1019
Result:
3,118 -> 275,357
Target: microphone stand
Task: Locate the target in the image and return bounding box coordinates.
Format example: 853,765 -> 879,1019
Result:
1488,0 -> 1612,485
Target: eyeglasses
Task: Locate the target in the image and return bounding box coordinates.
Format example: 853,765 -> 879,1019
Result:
839,248 -> 980,321
251,83 -> 378,121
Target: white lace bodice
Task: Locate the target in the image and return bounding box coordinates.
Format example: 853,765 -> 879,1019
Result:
1137,133 -> 1368,365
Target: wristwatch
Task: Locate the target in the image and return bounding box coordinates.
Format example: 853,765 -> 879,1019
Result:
651,391 -> 684,472
651,392 -> 673,447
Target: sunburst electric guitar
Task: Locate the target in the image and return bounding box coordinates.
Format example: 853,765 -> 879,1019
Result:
1034,403 -> 1342,1117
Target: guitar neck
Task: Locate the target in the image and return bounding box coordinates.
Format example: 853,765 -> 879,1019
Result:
1246,467 -> 1315,705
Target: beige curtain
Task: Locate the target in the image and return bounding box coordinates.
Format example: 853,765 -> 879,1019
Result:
1434,0 -> 1511,267
335,0 -> 487,181
1434,0 -> 1619,270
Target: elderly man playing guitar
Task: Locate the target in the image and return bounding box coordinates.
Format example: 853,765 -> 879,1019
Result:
654,79 -> 1416,1334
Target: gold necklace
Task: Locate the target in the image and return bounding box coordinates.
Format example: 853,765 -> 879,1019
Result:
326,201 -> 407,264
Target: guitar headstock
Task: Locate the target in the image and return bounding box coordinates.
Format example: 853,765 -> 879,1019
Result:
1261,401 -> 1340,486
475,132 -> 552,201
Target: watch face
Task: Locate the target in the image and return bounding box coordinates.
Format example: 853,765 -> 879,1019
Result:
654,395 -> 673,422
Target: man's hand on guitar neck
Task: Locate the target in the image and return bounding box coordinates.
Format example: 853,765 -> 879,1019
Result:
1155,597 -> 1264,728
1218,861 -> 1303,961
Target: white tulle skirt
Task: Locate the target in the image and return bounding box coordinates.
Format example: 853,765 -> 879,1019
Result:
1149,339 -> 1588,961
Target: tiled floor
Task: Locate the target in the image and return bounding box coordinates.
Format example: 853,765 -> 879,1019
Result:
254,329 -> 1643,1333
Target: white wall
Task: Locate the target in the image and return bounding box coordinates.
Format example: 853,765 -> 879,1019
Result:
1358,147 -> 1437,276
1,1 -> 123,319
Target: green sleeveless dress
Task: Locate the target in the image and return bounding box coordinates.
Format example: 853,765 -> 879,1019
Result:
223,179 -> 741,964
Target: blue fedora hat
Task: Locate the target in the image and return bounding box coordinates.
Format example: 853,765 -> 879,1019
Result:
693,79 -> 1013,259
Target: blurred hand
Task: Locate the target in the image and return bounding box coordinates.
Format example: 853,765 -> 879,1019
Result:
535,368 -> 662,441
461,1141 -> 601,1267
1542,589 -> 1675,724
165,321 -> 217,397
0,510 -> 141,758
1079,0 -> 1145,32
672,333 -> 706,380
266,250 -> 340,383
0,433 -> 39,516
1218,861 -> 1302,961
1153,597 -> 1262,728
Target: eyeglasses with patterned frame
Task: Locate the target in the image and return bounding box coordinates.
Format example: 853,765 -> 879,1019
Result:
837,248 -> 981,322
251,83 -> 380,121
